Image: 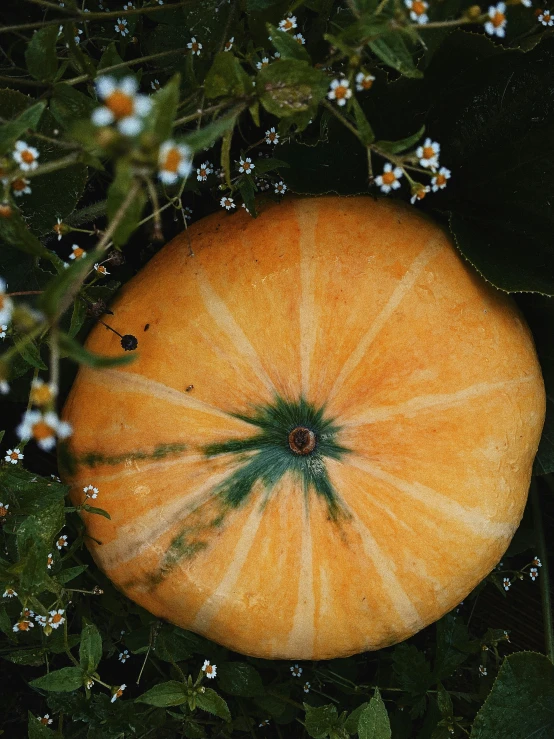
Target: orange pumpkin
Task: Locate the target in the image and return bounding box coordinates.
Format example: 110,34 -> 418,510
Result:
62,196 -> 545,660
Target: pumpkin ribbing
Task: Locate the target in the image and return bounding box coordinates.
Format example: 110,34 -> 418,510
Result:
62,196 -> 545,660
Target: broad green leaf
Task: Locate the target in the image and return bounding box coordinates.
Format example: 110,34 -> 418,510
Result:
181,112 -> 239,154
358,688 -> 391,739
151,74 -> 181,142
136,680 -> 187,707
196,688 -> 231,722
79,619 -> 103,674
252,157 -> 290,175
68,298 -> 86,339
258,60 -> 329,118
25,26 -> 59,82
436,684 -> 453,719
0,98 -> 46,155
470,652 -> 554,739
204,53 -> 252,99
374,126 -> 424,155
304,703 -> 340,739
434,614 -> 474,680
344,702 -> 369,734
106,161 -> 146,248
56,565 -> 88,584
28,711 -> 56,738
15,339 -> 48,371
6,649 -> 46,666
0,203 -> 60,266
50,83 -> 96,130
267,24 -> 311,62
98,42 -> 131,77
217,662 -> 264,697
29,666 -> 85,692
392,644 -> 434,696
81,503 -> 111,519
16,499 -> 65,591
369,33 -> 423,79
237,175 -> 257,217
58,332 -> 136,368
351,97 -> 375,145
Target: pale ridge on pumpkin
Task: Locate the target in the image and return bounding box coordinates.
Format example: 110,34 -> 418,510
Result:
341,374 -> 538,426
79,367 -> 241,421
191,494 -> 266,632
327,236 -> 446,404
194,263 -> 276,397
80,455 -> 202,483
96,462 -> 239,569
348,456 -> 515,539
285,500 -> 316,658
297,199 -> 320,399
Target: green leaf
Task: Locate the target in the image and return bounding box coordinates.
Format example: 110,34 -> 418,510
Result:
16,499 -> 65,591
374,125 -> 424,155
68,298 -> 86,339
258,59 -> 329,118
137,681 -> 187,707
267,24 -> 311,62
81,503 -> 111,519
470,652 -> 554,739
369,33 -> 423,79
217,662 -> 264,697
204,53 -> 252,100
351,97 -> 375,145
0,203 -> 60,267
196,688 -> 232,722
357,688 -> 391,739
29,666 -> 85,692
79,619 -> 103,674
182,112 -> 239,155
98,42 -> 131,77
304,703 -> 339,739
28,711 -> 56,738
50,83 -> 96,130
25,26 -> 59,82
0,98 -> 46,155
56,565 -> 88,584
58,332 -> 136,368
392,644 -> 434,697
151,74 -> 181,142
429,39 -> 554,294
434,613 -> 474,680
15,339 -> 48,371
237,175 -> 257,217
253,157 -> 290,175
436,684 -> 453,719
106,161 -> 146,248
344,702 -> 369,734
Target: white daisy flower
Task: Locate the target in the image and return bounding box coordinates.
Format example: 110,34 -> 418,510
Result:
503,577 -> 511,591
355,72 -> 375,92
0,380 -> 9,395
196,161 -> 213,181
256,57 -> 270,69
47,553 -> 54,569
278,15 -> 297,31
187,37 -> 202,56
7,177 -> 32,197
4,448 -> 24,464
92,75 -> 152,136
48,609 -> 65,629
94,263 -> 110,276
224,37 -> 234,51
114,18 -> 129,36
303,681 -> 311,693
265,127 -> 279,145
13,618 -> 34,632
13,141 -> 39,171
38,715 -> 53,726
238,157 -> 255,174
3,587 -> 17,598
290,663 -> 303,677
431,166 -> 451,192
16,410 -> 72,450
220,196 -> 236,210
30,378 -> 57,407
202,659 -> 217,678
274,181 -> 287,195
405,0 -> 429,23
0,324 -> 7,339
375,163 -> 403,193
327,78 -> 352,107
484,3 -> 507,36
53,217 -> 65,241
416,138 -> 440,170
530,567 -> 539,581
533,557 -> 542,567
69,244 -> 86,261
538,9 -> 553,23
0,277 -> 12,326
479,665 -> 488,676
158,141 -> 193,185
83,484 -> 99,499
56,533 -> 68,550
0,503 -> 8,518
119,649 -> 130,662
411,185 -> 430,204
293,33 -> 305,44
111,684 -> 126,702
151,79 -> 161,91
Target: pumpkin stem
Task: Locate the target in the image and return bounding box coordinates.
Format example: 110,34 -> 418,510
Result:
288,426 -> 316,455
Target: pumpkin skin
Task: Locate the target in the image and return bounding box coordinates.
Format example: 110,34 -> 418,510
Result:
62,196 -> 545,660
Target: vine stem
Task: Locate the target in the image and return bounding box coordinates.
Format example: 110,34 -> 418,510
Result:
64,47 -> 190,86
531,479 -> 554,663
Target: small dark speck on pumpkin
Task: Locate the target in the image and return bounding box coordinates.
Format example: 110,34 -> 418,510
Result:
121,334 -> 138,351
144,324 -> 150,331
186,385 -> 194,392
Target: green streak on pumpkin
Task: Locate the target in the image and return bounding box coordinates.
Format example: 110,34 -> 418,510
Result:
78,442 -> 188,468
205,395 -> 350,518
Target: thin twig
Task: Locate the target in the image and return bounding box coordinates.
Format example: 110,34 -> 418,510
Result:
531,479 -> 554,662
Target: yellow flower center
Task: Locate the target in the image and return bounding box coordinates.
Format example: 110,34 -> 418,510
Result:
361,77 -> 374,89
422,146 -> 435,159
18,621 -> 30,631
12,178 -> 27,192
51,613 -> 63,623
492,11 -> 505,25
435,174 -> 446,186
334,85 -> 348,100
73,247 -> 85,259
31,385 -> 53,406
191,42 -> 199,52
268,132 -> 276,141
0,506 -> 8,517
105,90 -> 135,120
21,150 -> 35,164
32,420 -> 55,441
382,171 -> 396,185
205,665 -> 214,675
10,452 -> 19,460
243,162 -> 251,171
40,718 -> 49,725
283,18 -> 293,29
412,0 -> 426,13
163,148 -> 182,173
